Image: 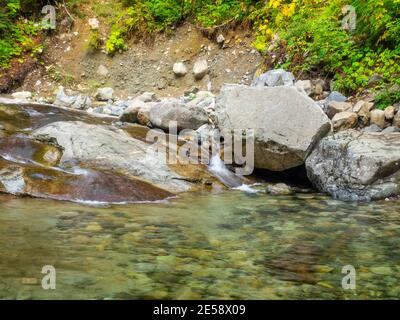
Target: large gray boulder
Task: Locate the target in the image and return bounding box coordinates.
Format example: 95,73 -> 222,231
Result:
149,99 -> 209,131
306,130 -> 400,201
33,121 -> 193,192
215,84 -> 331,171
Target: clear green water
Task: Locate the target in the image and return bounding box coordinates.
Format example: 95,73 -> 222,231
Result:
0,190 -> 399,300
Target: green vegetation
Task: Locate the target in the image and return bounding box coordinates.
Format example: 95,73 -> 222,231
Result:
251,0 -> 400,101
1,0 -> 399,107
103,0 -> 400,105
0,0 -> 42,69
104,0 -> 256,54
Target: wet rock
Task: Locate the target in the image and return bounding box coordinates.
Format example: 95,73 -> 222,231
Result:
12,91 -> 32,100
95,87 -> 114,101
306,130 -> 400,201
252,69 -> 295,87
215,84 -> 331,171
173,62 -> 188,77
332,111 -> 358,131
0,135 -> 64,167
0,166 -> 25,194
326,91 -> 347,103
326,101 -> 352,119
149,100 -> 208,131
193,59 -> 208,80
33,121 -> 199,192
370,109 -> 386,129
266,183 -> 293,195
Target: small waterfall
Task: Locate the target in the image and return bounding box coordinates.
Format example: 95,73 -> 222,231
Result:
208,154 -> 258,193
209,154 -> 242,188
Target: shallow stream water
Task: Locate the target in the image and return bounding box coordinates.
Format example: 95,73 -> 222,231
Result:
0,190 -> 399,299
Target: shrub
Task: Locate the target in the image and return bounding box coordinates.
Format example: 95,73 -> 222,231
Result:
252,0 -> 400,96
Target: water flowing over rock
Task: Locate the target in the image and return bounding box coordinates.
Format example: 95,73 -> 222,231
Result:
306,130 -> 400,201
214,84 -> 331,171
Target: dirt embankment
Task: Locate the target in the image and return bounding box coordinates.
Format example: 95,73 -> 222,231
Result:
11,6 -> 262,100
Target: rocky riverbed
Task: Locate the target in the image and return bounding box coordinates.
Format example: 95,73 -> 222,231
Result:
1,69 -> 400,203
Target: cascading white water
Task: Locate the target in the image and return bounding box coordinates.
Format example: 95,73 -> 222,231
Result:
208,154 -> 258,193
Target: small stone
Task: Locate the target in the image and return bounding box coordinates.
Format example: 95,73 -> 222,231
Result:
370,109 -> 386,129
384,106 -> 395,120
266,183 -> 293,195
95,87 -> 114,101
326,101 -> 352,119
313,79 -> 325,95
88,18 -> 99,30
326,91 -> 347,103
295,80 -> 312,96
136,92 -> 157,102
332,111 -> 358,131
193,59 -> 208,80
216,34 -> 225,44
173,62 -> 188,77
96,64 -> 109,76
252,69 -> 295,87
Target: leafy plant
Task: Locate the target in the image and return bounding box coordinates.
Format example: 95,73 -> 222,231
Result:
251,0 -> 400,94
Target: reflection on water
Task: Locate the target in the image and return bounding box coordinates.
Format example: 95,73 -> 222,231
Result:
0,191 -> 399,300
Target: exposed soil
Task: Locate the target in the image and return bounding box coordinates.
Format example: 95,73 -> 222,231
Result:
14,3 -> 262,100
